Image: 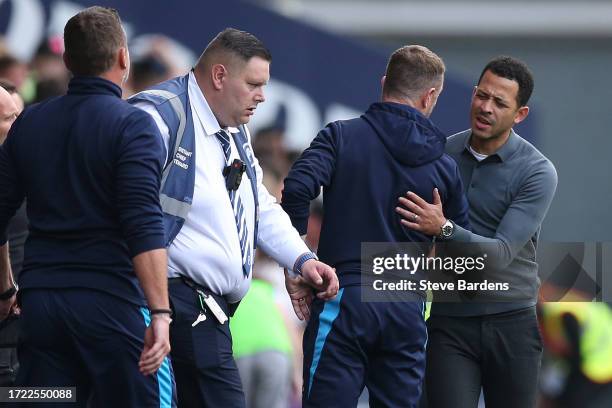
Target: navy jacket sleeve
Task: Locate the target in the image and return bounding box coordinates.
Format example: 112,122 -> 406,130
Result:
115,110 -> 166,257
0,115 -> 26,245
443,160 -> 471,230
282,123 -> 338,234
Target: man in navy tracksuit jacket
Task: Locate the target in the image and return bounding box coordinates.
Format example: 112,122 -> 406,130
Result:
282,46 -> 470,407
0,7 -> 175,406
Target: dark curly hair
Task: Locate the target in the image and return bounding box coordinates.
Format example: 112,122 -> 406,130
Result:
478,56 -> 534,107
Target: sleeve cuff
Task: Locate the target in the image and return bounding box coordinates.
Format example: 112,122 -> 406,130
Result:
291,216 -> 309,236
127,233 -> 166,257
292,252 -> 318,276
268,236 -> 310,274
279,200 -> 309,235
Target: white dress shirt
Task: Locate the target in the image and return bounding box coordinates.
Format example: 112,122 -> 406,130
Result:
135,72 -> 309,302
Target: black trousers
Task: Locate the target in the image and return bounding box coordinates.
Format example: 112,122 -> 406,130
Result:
425,307 -> 542,408
168,279 -> 245,408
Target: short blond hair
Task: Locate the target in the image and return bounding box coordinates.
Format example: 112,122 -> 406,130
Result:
383,45 -> 445,100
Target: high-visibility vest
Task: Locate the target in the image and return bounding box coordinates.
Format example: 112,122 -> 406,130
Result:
128,75 -> 259,247
541,302 -> 612,383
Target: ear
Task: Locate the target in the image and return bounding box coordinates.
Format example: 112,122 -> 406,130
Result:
118,47 -> 129,70
513,105 -> 530,124
62,53 -> 71,71
381,75 -> 386,90
211,64 -> 227,91
422,87 -> 436,110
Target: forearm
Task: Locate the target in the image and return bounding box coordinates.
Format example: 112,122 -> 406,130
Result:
132,248 -> 169,310
0,243 -> 14,292
448,225 -> 515,270
257,208 -> 310,273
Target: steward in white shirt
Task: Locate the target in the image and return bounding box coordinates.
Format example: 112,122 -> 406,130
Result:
130,28 -> 339,408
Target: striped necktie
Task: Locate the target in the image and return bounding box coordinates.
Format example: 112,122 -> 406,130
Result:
215,130 -> 252,278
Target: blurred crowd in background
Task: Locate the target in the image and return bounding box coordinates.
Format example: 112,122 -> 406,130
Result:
1,32 -> 611,408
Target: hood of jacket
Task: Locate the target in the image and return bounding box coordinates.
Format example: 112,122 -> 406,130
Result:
362,102 -> 446,166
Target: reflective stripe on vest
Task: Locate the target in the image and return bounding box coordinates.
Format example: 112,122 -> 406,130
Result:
132,89 -> 190,218
159,193 -> 191,219
133,89 -> 187,187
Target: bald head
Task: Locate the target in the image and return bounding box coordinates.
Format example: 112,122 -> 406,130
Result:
0,86 -> 18,144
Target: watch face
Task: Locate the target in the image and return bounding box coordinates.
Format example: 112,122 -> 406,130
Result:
442,224 -> 453,237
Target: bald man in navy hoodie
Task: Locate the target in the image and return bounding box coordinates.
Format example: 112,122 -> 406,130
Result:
282,45 -> 470,407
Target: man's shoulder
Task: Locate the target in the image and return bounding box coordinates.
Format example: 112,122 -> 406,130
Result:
121,101 -> 160,124
438,151 -> 461,168
328,115 -> 366,128
325,115 -> 370,137
447,129 -> 471,145
513,133 -> 557,175
98,98 -> 162,140
74,90 -> 144,118
18,95 -> 63,119
445,129 -> 470,155
94,94 -> 153,122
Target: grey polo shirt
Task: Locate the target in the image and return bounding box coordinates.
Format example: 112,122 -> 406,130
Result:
432,129 -> 558,316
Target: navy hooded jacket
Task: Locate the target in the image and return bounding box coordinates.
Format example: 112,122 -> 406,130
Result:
282,102 -> 470,285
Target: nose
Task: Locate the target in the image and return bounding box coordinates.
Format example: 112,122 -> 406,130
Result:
255,89 -> 265,104
480,98 -> 493,114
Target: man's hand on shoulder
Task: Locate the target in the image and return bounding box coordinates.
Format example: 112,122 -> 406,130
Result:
396,188 -> 446,236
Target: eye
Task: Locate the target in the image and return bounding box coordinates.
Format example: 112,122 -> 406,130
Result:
495,100 -> 509,108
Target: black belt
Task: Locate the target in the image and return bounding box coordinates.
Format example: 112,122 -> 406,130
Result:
168,276 -> 240,317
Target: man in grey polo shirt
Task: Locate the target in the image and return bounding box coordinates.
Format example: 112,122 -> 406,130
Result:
397,56 -> 557,408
